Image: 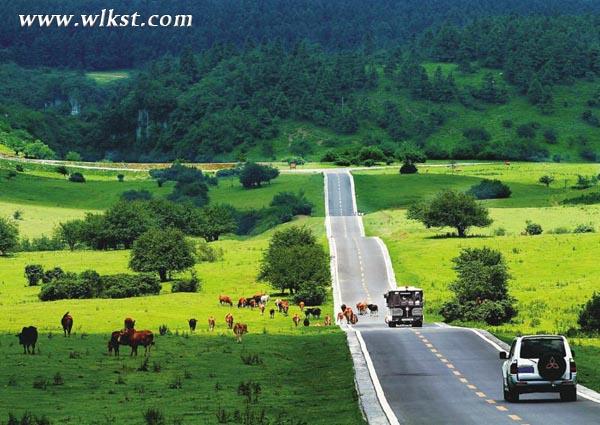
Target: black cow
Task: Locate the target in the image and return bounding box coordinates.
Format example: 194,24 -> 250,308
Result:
305,308 -> 322,319
17,326 -> 38,354
367,304 -> 379,315
188,318 -> 197,332
303,318 -> 310,327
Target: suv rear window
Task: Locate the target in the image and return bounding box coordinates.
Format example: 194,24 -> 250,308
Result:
520,338 -> 565,358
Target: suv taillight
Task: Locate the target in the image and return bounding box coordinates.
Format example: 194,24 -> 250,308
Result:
510,362 -> 518,375
570,360 -> 577,373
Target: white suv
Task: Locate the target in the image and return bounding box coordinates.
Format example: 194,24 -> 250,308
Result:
500,335 -> 577,402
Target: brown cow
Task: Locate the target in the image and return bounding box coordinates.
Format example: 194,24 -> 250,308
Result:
275,299 -> 283,312
219,295 -> 233,306
344,307 -> 354,324
350,313 -> 358,325
124,317 -> 135,330
299,301 -> 305,311
118,329 -> 154,356
259,303 -> 265,315
208,316 -> 215,331
108,330 -> 121,356
248,299 -> 257,309
233,323 -> 248,343
324,315 -> 332,326
292,314 -> 300,327
225,313 -> 234,329
281,300 -> 290,316
188,318 -> 197,332
61,312 -> 73,337
356,302 -> 368,315
238,297 -> 247,308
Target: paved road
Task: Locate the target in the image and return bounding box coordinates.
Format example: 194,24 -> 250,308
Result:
325,170 -> 600,425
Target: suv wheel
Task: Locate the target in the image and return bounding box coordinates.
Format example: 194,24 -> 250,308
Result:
388,322 -> 396,328
503,386 -> 519,402
560,387 -> 577,402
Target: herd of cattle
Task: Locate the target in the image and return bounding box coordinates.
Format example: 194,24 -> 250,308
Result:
15,294 -> 354,355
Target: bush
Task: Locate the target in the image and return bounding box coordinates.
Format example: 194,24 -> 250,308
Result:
0,217 -> 19,255
65,151 -> 82,161
215,167 -> 241,178
270,191 -> 313,216
399,162 -> 418,174
516,123 -> 536,139
294,280 -> 327,305
463,127 -> 491,142
543,128 -> 558,144
320,150 -> 339,162
441,300 -> 516,325
574,223 -> 595,234
467,179 -> 511,200
578,293 -> 600,332
195,240 -> 223,262
562,192 -> 600,205
239,162 -> 279,188
102,274 -> 162,298
334,157 -> 351,166
171,272 -> 200,293
121,189 -> 153,201
24,264 -> 44,286
69,172 -> 85,183
524,221 -> 543,235
41,267 -> 65,283
572,175 -> 597,190
15,164 -> 24,172
143,408 -> 166,425
117,174 -> 125,182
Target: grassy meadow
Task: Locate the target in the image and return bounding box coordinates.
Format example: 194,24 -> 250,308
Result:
355,162 -> 600,391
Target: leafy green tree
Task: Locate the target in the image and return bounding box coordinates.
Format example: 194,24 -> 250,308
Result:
396,142 -> 427,174
130,228 -> 196,282
0,217 -> 19,256
539,175 -> 555,187
198,204 -> 237,242
23,140 -> 55,159
239,162 -> 280,188
104,201 -> 153,248
258,226 -> 329,298
407,190 -> 492,237
578,293 -> 600,332
65,151 -> 82,161
57,220 -> 84,251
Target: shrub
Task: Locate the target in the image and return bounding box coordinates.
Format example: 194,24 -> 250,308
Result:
334,157 -> 351,166
320,150 -> 339,162
239,162 -> 279,188
117,174 -> 125,182
270,191 -> 313,216
0,217 -> 19,255
538,175 -> 554,187
399,162 -> 418,174
171,272 -> 200,293
516,123 -> 536,139
493,227 -> 506,236
55,165 -> 69,177
550,227 -> 569,234
102,274 -> 162,298
65,151 -> 82,161
524,221 -> 543,236
579,293 -> 600,332
574,223 -> 595,234
69,172 -> 85,183
15,164 -> 24,172
467,179 -> 511,199
143,408 -> 166,425
121,189 -> 153,201
41,267 -> 65,283
463,127 -> 491,142
572,175 -> 597,190
543,128 -> 558,144
195,240 -> 223,262
24,264 -> 44,286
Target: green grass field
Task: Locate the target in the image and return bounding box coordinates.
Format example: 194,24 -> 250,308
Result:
356,162 -> 600,392
0,216 -> 363,424
86,70 -> 130,84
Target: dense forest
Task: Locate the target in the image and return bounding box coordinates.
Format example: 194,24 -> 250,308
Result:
3,1 -> 600,162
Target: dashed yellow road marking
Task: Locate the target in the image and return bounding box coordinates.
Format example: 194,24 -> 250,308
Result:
486,399 -> 496,404
446,363 -> 455,369
440,358 -> 448,363
430,348 -> 437,353
459,378 -> 468,383
435,353 -> 443,358
452,371 -> 461,376
508,415 -> 522,421
425,343 -> 433,348
496,406 -> 508,412
475,391 -> 486,398
467,384 -> 477,390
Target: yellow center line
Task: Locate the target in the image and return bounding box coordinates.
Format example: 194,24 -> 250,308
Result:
475,391 -> 486,398
496,406 -> 508,412
467,384 -> 477,390
486,399 -> 496,404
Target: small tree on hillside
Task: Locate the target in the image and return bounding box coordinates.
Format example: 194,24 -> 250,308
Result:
396,142 -> 427,174
258,226 -> 329,304
0,217 -> 19,256
539,175 -> 554,187
58,220 -> 84,251
129,228 -> 196,282
24,264 -> 44,286
198,204 -> 237,242
407,190 -> 492,237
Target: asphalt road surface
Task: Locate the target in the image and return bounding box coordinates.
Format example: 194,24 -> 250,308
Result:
325,170 -> 600,425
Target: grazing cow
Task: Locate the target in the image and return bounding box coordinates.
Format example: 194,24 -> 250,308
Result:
17,326 -> 38,354
108,331 -> 121,356
225,313 -> 234,329
219,295 -> 233,306
260,295 -> 270,305
324,315 -> 332,326
259,303 -> 265,315
281,301 -> 289,316
233,323 -> 248,343
251,293 -> 263,304
208,316 -> 215,331
292,314 -> 300,327
269,309 -> 275,319
124,317 -> 135,330
248,299 -> 257,309
118,329 -> 154,356
299,301 -> 305,311
356,302 -> 368,315
337,312 -> 345,323
61,312 -> 73,337
303,318 -> 310,327
238,297 -> 247,308
188,318 -> 197,332
275,299 -> 282,312
367,304 -> 379,316
305,308 -> 321,319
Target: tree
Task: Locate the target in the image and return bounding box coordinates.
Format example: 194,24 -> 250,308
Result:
539,175 -> 555,187
0,217 -> 19,255
440,247 -> 516,325
239,162 -> 280,188
527,75 -> 544,105
69,172 -> 86,183
198,204 -> 237,242
258,226 -> 329,299
58,220 -> 84,251
130,228 -> 196,282
578,293 -> 600,332
65,151 -> 82,161
22,140 -> 55,159
407,190 -> 492,237
24,264 -> 44,286
396,142 -> 427,174
104,201 -> 153,248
